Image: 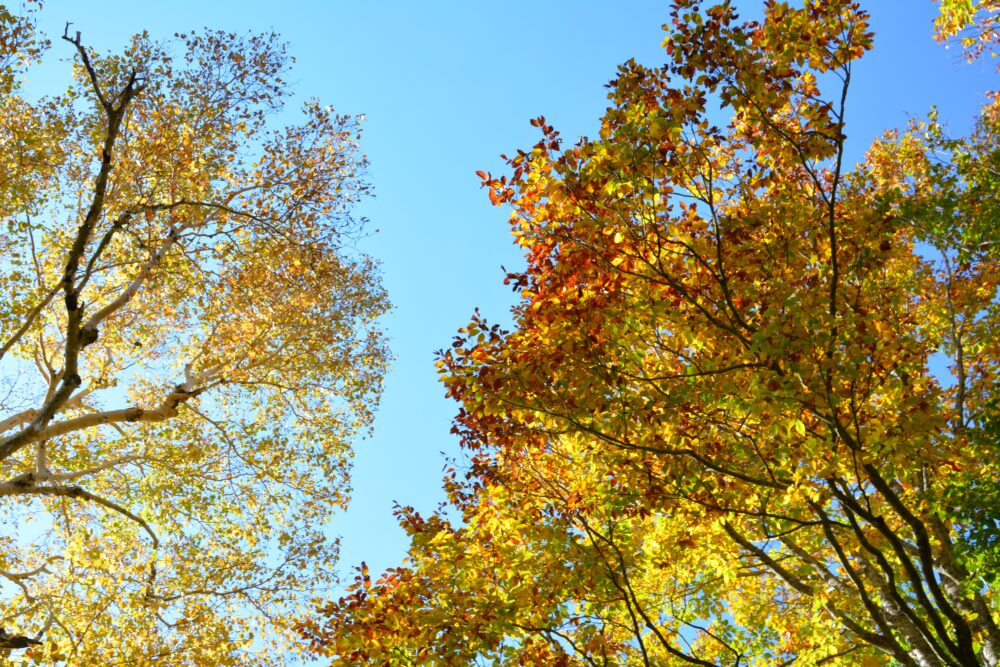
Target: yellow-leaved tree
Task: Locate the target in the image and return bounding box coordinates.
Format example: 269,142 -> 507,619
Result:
0,4 -> 388,664
308,1 -> 1000,666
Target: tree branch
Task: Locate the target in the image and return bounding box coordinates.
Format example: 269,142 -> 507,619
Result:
0,484 -> 158,549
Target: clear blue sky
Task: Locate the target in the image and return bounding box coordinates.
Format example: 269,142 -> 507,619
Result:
28,0 -> 996,583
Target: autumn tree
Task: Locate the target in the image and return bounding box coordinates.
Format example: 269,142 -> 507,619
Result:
309,1 -> 1000,665
0,4 -> 388,664
935,0 -> 1000,63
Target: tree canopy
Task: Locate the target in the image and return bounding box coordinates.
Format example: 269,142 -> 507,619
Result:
0,4 -> 388,664
308,1 -> 1000,665
935,0 -> 1000,64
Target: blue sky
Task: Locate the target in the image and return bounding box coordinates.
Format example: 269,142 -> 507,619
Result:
28,0 -> 996,583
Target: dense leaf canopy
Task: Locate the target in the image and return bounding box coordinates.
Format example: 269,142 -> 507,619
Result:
0,5 -> 388,664
308,1 -> 1000,665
